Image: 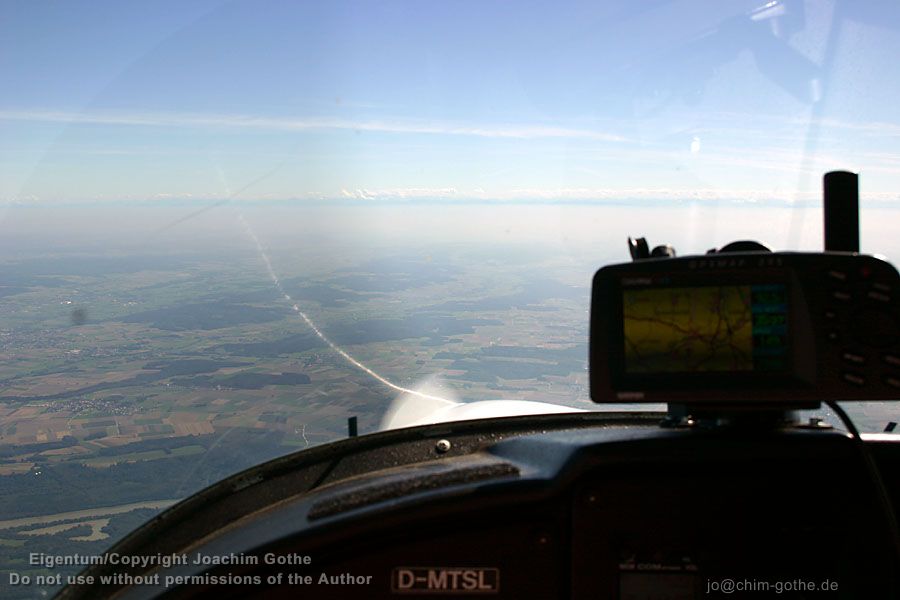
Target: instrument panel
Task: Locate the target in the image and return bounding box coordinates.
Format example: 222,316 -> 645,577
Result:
61,421 -> 899,600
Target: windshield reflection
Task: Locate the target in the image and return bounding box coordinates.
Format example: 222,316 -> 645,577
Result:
2,0 -> 900,597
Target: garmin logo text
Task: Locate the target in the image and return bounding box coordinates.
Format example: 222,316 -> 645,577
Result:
392,567 -> 499,594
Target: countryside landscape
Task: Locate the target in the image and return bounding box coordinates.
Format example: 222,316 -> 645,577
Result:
0,204 -> 896,598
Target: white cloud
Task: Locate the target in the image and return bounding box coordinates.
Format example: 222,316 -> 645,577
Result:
0,108 -> 628,142
323,186 -> 898,204
5,186 -> 900,206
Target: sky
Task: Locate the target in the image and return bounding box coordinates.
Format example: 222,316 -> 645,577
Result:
2,0 -> 900,206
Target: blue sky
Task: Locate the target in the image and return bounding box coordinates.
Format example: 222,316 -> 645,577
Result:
2,0 -> 900,204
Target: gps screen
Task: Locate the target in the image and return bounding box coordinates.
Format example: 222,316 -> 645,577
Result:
622,284 -> 788,374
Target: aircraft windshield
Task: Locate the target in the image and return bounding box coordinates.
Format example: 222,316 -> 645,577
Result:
1,1 -> 898,596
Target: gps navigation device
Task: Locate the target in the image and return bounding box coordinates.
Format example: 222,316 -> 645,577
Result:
590,252 -> 900,407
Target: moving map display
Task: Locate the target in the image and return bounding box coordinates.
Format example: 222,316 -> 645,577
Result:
622,284 -> 788,373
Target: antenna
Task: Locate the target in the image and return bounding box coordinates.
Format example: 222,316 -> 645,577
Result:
823,171 -> 859,252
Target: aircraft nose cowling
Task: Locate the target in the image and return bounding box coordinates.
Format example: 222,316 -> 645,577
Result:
380,396 -> 584,430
